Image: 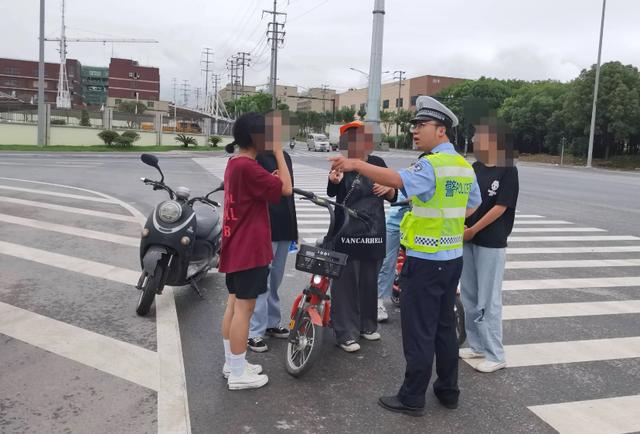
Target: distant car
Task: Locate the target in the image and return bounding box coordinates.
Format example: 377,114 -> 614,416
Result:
307,134 -> 330,152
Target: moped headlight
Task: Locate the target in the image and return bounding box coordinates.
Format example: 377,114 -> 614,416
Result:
158,200 -> 182,223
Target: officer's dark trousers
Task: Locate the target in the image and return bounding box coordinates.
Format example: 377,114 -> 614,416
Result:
331,258 -> 382,343
397,255 -> 462,408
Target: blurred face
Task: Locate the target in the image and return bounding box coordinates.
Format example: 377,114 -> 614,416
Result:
473,123 -> 512,167
339,125 -> 374,159
411,119 -> 447,151
255,111 -> 298,153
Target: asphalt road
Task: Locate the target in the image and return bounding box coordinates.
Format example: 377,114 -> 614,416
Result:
0,148 -> 639,434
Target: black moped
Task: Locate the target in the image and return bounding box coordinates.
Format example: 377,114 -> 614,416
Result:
135,154 -> 223,316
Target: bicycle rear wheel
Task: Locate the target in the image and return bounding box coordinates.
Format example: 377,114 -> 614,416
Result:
284,309 -> 324,377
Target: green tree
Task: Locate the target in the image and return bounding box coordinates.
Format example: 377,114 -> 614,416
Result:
114,130 -> 140,147
558,61 -> 640,158
357,107 -> 367,120
209,135 -> 222,147
393,109 -> 414,149
437,77 -> 523,146
225,92 -> 283,117
341,107 -> 356,123
117,101 -> 146,128
380,110 -> 394,136
98,130 -> 119,146
499,81 -> 569,154
80,109 -> 91,127
175,134 -> 198,147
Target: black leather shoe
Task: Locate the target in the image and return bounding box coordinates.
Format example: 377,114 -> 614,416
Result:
378,395 -> 425,417
437,398 -> 459,409
434,391 -> 459,409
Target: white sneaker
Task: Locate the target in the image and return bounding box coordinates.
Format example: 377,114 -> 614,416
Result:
339,340 -> 361,352
360,331 -> 381,341
227,367 -> 269,390
475,360 -> 507,373
459,348 -> 484,359
377,299 -> 389,322
222,361 -> 262,379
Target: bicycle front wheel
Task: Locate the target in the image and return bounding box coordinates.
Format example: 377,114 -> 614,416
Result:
284,309 -> 324,377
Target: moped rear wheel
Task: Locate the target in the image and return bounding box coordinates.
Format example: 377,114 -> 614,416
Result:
284,309 -> 324,377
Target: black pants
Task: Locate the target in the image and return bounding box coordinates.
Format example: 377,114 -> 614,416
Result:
330,258 -> 382,343
397,255 -> 463,408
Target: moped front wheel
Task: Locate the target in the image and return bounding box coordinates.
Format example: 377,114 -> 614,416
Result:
284,309 -> 324,377
136,263 -> 164,316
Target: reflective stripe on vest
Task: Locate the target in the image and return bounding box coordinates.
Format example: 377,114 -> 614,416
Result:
400,152 -> 474,253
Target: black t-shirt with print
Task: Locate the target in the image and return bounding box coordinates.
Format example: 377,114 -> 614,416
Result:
326,155 -> 396,260
465,162 -> 519,248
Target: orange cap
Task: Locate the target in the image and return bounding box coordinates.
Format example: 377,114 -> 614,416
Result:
339,120 -> 364,135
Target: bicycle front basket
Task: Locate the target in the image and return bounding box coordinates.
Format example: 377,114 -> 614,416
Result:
295,244 -> 348,279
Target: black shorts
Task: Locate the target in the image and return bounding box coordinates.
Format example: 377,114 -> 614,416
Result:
225,266 -> 269,300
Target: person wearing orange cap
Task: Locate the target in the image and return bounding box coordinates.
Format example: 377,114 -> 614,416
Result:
327,121 -> 397,352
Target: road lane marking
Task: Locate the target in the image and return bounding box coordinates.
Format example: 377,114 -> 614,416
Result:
0,213 -> 139,247
528,395 -> 640,434
506,258 -> 640,269
503,300 -> 640,320
503,276 -> 640,291
0,301 -> 158,391
0,195 -> 139,222
0,240 -> 139,283
509,227 -> 605,233
509,235 -> 639,242
463,337 -> 640,368
507,246 -> 640,254
513,220 -> 572,225
0,184 -> 117,203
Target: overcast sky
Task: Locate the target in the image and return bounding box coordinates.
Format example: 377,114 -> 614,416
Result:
2,0 -> 639,103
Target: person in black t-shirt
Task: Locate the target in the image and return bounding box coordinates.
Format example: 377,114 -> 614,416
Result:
327,121 -> 397,352
247,150 -> 299,353
459,117 -> 519,373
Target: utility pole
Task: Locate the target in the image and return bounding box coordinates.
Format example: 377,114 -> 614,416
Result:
320,84 -> 329,114
194,87 -> 201,109
365,0 -> 385,147
226,56 -> 238,103
180,80 -> 190,107
587,0 -> 607,168
263,0 -> 286,109
393,70 -> 405,148
37,0 -> 46,146
236,51 -> 251,98
212,73 -> 221,133
201,47 -> 214,112
172,77 -> 178,131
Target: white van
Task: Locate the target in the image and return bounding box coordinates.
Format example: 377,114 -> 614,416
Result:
307,134 -> 331,152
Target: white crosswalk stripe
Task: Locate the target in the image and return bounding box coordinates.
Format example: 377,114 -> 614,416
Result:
528,395 -> 640,434
0,176 -> 190,433
193,155 -> 640,431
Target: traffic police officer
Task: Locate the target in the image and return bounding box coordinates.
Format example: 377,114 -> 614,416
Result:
330,96 -> 481,416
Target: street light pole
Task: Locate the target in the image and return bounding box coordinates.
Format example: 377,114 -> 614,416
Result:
587,0 -> 607,168
37,0 -> 46,146
365,0 -> 386,148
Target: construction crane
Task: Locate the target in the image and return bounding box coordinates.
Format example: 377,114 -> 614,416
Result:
44,0 -> 158,108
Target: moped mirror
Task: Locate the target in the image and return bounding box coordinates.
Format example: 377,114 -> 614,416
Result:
140,154 -> 164,183
141,154 -> 159,168
206,182 -> 224,201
